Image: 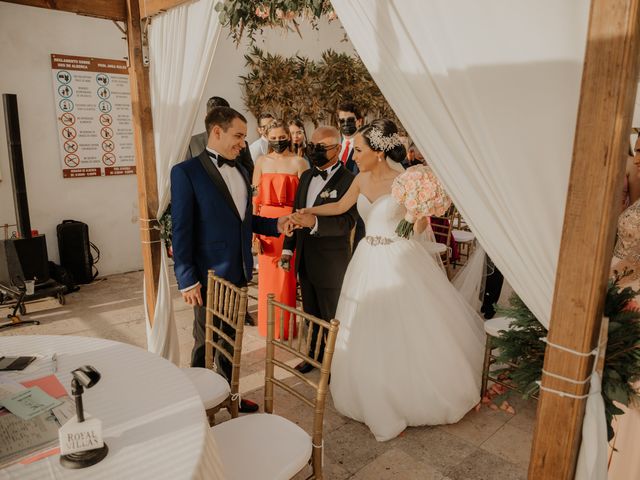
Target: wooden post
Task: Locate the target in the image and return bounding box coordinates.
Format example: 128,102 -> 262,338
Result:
528,0 -> 640,478
125,0 -> 161,324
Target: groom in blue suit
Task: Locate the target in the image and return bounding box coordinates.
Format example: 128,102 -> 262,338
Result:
171,107 -> 291,412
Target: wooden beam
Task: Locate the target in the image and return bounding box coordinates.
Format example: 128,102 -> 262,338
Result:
528,0 -> 640,478
139,0 -> 192,18
1,0 -> 191,20
0,0 -> 127,21
126,0 -> 161,325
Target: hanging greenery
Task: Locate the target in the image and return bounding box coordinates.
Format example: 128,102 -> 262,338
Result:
214,0 -> 336,45
492,271 -> 640,441
240,47 -> 404,129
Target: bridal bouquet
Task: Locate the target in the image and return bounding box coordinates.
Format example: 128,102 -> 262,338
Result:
391,165 -> 451,238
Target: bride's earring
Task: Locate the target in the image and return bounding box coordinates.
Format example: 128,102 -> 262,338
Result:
378,154 -> 383,162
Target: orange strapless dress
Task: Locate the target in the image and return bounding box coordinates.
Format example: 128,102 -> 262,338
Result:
254,173 -> 299,339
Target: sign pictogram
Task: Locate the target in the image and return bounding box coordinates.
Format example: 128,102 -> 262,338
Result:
60,112 -> 76,126
102,153 -> 116,166
98,101 -> 111,113
64,153 -> 80,167
100,127 -> 114,139
57,71 -> 71,84
61,126 -> 77,140
96,74 -> 109,86
102,140 -> 115,152
99,114 -> 112,126
59,99 -> 74,112
63,140 -> 78,154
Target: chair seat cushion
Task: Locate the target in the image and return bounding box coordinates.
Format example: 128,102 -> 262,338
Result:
452,229 -> 475,243
182,367 -> 230,410
484,316 -> 515,337
424,241 -> 447,254
212,413 -> 312,480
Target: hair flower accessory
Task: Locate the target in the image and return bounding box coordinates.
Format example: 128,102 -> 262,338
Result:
368,128 -> 403,152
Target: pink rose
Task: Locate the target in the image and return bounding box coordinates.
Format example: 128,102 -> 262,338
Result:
255,6 -> 269,18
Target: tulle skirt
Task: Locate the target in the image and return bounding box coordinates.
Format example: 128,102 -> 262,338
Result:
330,236 -> 485,441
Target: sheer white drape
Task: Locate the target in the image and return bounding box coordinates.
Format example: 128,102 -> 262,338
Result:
332,0 -> 589,329
331,0 -> 603,477
145,0 -> 222,364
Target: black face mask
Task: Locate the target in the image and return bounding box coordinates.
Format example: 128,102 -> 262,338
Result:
269,139 -> 290,153
308,149 -> 329,167
339,118 -> 357,136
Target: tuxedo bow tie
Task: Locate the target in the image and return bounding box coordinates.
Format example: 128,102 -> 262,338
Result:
311,167 -> 328,180
209,151 -> 236,168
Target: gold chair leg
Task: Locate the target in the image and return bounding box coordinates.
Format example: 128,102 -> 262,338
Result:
481,334 -> 492,397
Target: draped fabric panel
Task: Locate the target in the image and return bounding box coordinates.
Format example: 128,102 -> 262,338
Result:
331,1 -> 603,477
331,0 -> 590,329
145,0 -> 222,364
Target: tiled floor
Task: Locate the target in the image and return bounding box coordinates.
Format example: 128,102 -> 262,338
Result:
0,270 -> 532,479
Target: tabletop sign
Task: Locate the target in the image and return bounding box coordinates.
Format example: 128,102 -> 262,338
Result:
59,415 -> 104,455
51,54 -> 136,179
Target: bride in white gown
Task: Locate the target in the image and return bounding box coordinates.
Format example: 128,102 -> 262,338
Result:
297,119 -> 485,441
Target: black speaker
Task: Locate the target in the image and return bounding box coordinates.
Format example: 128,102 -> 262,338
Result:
0,236 -> 49,288
57,220 -> 94,284
3,93 -> 31,239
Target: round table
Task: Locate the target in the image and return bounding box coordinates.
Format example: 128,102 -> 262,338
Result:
0,335 -> 226,479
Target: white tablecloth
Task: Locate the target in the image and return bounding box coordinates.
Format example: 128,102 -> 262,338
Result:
0,335 -> 226,479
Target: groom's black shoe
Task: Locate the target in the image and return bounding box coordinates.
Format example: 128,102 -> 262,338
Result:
238,399 -> 259,413
294,361 -> 315,374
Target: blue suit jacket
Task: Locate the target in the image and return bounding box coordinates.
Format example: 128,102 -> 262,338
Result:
170,151 -> 279,289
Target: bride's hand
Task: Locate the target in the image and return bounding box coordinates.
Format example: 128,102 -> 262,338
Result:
414,216 -> 429,234
297,208 -> 311,215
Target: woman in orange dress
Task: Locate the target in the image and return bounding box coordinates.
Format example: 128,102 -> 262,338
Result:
253,120 -> 308,338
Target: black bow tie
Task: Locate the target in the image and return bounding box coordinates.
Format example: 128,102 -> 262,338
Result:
312,167 -> 328,180
209,151 -> 236,168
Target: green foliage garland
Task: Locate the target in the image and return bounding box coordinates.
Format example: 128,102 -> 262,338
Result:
493,271 -> 640,441
215,0 -> 335,45
240,47 -> 403,128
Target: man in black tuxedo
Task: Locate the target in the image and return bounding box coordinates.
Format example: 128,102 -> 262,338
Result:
280,126 -> 359,373
337,102 -> 366,249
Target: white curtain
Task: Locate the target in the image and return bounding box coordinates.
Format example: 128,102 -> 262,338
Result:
332,0 -> 589,329
145,0 -> 222,364
331,0 -> 603,477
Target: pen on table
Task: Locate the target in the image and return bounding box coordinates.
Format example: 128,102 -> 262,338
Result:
52,353 -> 57,373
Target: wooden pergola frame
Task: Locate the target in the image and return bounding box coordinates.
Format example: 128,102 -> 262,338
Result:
3,0 -> 639,477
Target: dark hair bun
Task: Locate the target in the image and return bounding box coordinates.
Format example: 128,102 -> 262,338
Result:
359,118 -> 406,163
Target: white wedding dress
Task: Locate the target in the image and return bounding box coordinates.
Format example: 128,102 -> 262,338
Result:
330,194 -> 486,441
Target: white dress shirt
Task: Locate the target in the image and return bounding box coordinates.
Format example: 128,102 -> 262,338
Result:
281,162 -> 341,257
207,147 -> 247,221
180,148 -> 248,293
249,137 -> 268,163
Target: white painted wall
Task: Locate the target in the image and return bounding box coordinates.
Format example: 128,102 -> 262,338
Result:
0,3 -> 354,276
0,3 -> 140,277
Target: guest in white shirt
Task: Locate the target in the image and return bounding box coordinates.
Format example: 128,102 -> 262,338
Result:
249,112 -> 275,162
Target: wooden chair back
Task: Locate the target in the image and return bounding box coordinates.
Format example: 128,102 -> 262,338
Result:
204,269 -> 248,417
264,294 -> 340,479
430,216 -> 453,267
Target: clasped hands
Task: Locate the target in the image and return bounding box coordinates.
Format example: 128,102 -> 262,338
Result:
277,209 -> 316,237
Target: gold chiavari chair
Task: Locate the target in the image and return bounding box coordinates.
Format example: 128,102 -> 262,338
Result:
211,294 -> 340,480
448,206 -> 476,267
182,270 -> 248,425
430,216 -> 453,270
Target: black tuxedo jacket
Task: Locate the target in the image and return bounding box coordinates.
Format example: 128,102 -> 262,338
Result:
283,164 -> 358,289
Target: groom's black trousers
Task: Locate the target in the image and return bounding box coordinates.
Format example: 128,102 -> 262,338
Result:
298,263 -> 342,363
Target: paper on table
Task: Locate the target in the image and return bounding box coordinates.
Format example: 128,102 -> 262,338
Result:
0,410 -> 59,467
0,387 -> 63,420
